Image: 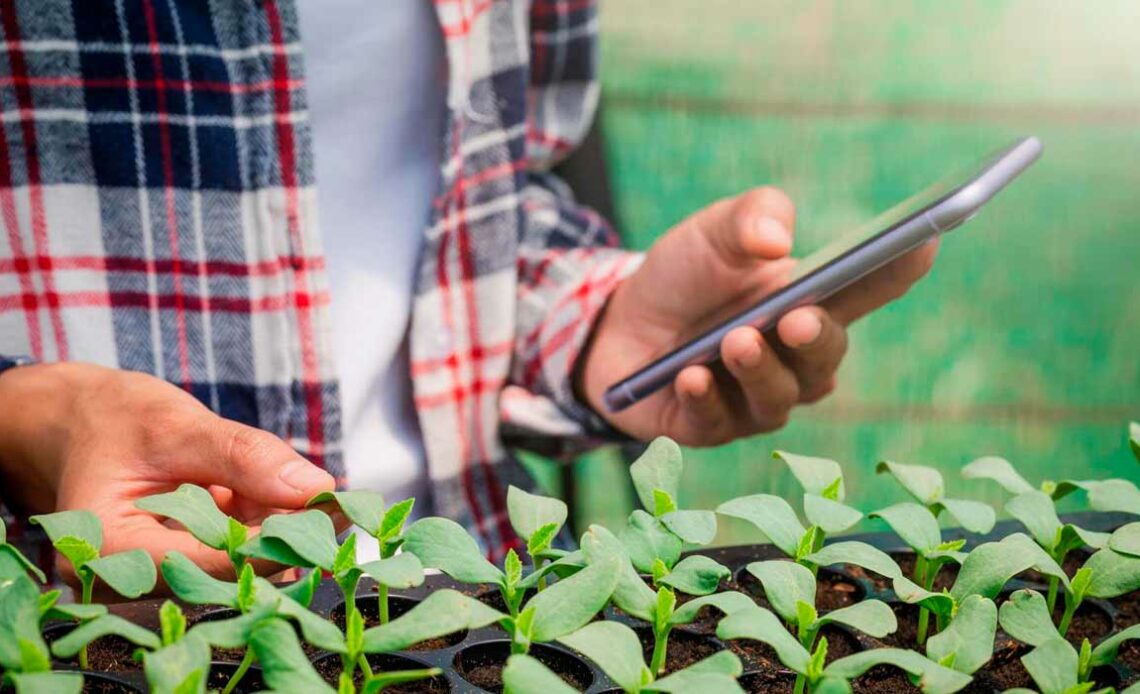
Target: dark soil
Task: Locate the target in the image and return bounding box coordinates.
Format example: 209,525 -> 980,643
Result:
851,664 -> 921,693
737,564 -> 863,611
961,638 -> 1032,692
1118,641 -> 1140,685
1052,600 -> 1113,646
879,603 -> 934,649
43,624 -> 142,673
206,663 -> 264,693
726,624 -> 860,671
329,595 -> 467,651
737,666 -> 797,693
1113,589 -> 1140,629
634,627 -> 720,675
453,642 -> 592,693
78,673 -> 142,694
313,652 -> 450,693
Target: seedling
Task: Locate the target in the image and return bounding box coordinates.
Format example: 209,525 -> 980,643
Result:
962,455 -> 1140,518
0,573 -> 84,693
539,621 -> 745,693
0,517 -> 46,583
999,588 -> 1140,694
717,604 -> 971,694
620,438 -> 730,595
506,485 -> 568,590
136,484 -> 252,577
869,502 -> 969,645
29,510 -> 157,668
581,523 -> 752,674
804,533 -> 1071,671
876,461 -> 996,534
717,451 -> 863,569
307,490 -> 417,621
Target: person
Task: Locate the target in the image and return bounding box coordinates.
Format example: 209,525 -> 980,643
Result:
0,0 -> 935,579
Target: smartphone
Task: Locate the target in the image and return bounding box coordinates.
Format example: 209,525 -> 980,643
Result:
603,136 -> 1043,413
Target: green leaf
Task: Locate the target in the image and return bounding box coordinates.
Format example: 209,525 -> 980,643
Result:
49,614 -> 161,658
647,651 -> 745,692
379,498 -> 415,545
0,575 -> 50,672
559,621 -> 649,692
1109,522 -> 1140,557
775,451 -> 846,500
358,552 -> 424,590
254,510 -> 339,570
658,555 -> 730,596
717,606 -> 810,674
654,586 -> 677,632
256,578 -> 346,654
621,509 -> 683,574
526,522 -> 561,558
502,654 -> 578,694
279,568 -> 322,607
952,533 -> 1068,603
869,503 -> 942,555
136,484 -> 230,550
926,594 -> 996,674
7,672 -> 83,694
0,545 -> 46,584
813,676 -> 854,694
236,535 -> 310,568
804,542 -> 952,615
360,668 -> 443,693
249,618 -> 336,693
1021,638 -> 1079,694
308,490 -> 385,536
960,456 -> 1035,495
803,494 -> 862,534
660,510 -> 717,546
82,549 -> 157,598
998,590 -> 1058,648
29,510 -> 103,552
160,551 -> 238,607
1005,491 -> 1064,549
716,494 -> 806,557
505,548 -> 523,588
225,517 -> 248,555
1078,479 -> 1140,514
824,648 -> 973,694
816,600 -> 898,639
158,602 -> 186,647
653,488 -> 679,517
1090,623 -> 1140,667
42,602 -> 107,623
876,461 -> 944,505
744,560 -> 815,623
580,524 -> 656,622
362,589 -> 506,653
401,517 -> 503,584
332,532 -> 357,576
50,537 -> 100,572
630,437 -> 684,513
143,633 -> 210,694
186,601 -> 278,650
507,485 -> 568,541
527,555 -> 620,641
933,498 -> 996,534
1083,547 -> 1140,599
670,590 -> 756,627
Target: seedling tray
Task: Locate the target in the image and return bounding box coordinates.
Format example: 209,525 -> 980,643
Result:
52,511 -> 1139,693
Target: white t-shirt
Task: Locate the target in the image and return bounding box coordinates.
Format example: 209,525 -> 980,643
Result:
297,0 -> 447,555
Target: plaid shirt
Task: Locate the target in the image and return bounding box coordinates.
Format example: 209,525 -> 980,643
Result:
0,0 -> 637,563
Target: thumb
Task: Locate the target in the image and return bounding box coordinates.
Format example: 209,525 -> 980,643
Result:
698,186 -> 796,266
200,419 -> 335,509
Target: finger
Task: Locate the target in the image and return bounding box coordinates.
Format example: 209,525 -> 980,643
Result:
704,187 -> 796,267
825,239 -> 939,325
775,306 -> 847,402
720,326 -> 800,431
673,365 -> 739,445
185,419 -> 336,510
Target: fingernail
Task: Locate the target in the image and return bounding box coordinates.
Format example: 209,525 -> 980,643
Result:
738,340 -> 763,368
279,459 -> 332,493
752,217 -> 789,251
796,313 -> 823,348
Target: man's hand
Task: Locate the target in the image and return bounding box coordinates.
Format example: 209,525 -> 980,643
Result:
0,362 -> 338,580
579,187 -> 937,446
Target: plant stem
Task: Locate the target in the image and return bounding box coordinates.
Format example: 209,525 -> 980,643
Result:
223,650 -> 255,694
357,653 -> 374,679
650,628 -> 670,675
1046,576 -> 1060,614
915,555 -> 933,646
793,674 -> 806,694
79,576 -> 94,670
378,583 -> 389,625
535,557 -> 547,592
1058,594 -> 1079,636
340,574 -> 361,623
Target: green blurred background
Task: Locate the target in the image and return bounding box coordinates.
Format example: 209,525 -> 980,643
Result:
529,0 -> 1140,543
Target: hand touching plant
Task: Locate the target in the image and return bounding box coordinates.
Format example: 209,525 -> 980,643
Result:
876,461 -> 995,534
999,589 -> 1140,694
717,451 -> 862,569
306,490 -> 417,621
717,604 -> 971,694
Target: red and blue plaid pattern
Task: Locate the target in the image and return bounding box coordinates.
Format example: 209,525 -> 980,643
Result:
0,0 -> 637,564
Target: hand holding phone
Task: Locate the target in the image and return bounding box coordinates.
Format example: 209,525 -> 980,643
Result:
576,137 -> 1041,445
